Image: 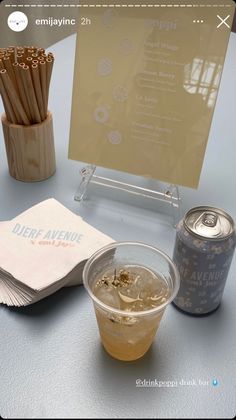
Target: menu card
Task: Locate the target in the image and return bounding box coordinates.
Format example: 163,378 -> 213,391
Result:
69,0 -> 234,188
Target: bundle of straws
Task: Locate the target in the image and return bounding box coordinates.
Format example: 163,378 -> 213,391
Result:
0,46 -> 54,125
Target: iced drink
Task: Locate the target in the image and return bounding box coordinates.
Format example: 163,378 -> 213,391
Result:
83,242 -> 179,361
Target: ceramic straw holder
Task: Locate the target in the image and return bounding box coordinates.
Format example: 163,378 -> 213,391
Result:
1,111 -> 56,182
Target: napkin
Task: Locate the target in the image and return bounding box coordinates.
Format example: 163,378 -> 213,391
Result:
0,199 -> 113,306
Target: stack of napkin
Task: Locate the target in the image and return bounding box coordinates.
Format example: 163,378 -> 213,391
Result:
0,198 -> 113,306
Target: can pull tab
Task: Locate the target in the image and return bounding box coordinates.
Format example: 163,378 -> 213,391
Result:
202,212 -> 218,227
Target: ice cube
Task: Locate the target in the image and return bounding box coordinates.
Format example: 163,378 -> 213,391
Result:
134,269 -> 158,292
95,285 -> 120,309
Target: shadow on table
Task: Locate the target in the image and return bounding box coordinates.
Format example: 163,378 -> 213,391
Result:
92,340 -> 168,391
88,302 -> 232,397
170,301 -> 230,340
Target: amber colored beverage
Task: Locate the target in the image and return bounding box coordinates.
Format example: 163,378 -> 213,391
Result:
83,243 -> 179,361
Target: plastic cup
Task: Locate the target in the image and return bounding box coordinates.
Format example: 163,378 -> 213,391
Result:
83,242 -> 180,361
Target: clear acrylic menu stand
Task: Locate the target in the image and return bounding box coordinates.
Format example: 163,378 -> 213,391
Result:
74,164 -> 182,227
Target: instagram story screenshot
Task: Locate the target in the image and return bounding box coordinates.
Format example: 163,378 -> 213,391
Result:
0,1 -> 236,419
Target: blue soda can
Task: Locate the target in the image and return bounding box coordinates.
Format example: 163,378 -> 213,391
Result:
173,206 -> 236,315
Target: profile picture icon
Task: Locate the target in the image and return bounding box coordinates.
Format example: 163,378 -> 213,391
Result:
7,11 -> 28,32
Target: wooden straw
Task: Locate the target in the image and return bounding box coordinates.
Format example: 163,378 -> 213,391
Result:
27,50 -> 35,58
37,48 -> 45,54
0,45 -> 54,125
46,58 -> 54,110
39,61 -> 47,117
31,64 -> 45,121
0,69 -> 29,124
1,69 -> 29,124
28,46 -> 38,52
2,58 -> 19,102
0,72 -> 18,123
16,54 -> 24,63
26,57 -> 33,65
21,65 -> 41,123
7,50 -> 15,63
19,65 -> 35,122
3,56 -> 15,82
13,62 -> 32,122
14,46 -> 17,63
22,48 -> 28,60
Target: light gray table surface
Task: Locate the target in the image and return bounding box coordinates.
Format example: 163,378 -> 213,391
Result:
0,33 -> 236,419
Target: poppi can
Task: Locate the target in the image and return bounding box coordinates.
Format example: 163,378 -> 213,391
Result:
172,206 -> 236,316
